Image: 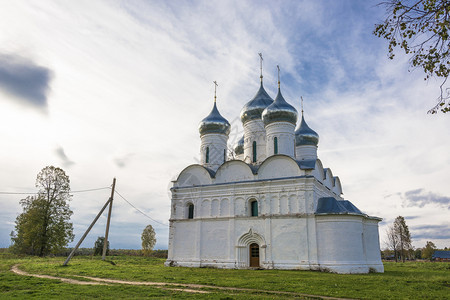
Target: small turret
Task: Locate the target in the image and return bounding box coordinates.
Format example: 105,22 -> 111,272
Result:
199,82 -> 230,170
261,66 -> 297,158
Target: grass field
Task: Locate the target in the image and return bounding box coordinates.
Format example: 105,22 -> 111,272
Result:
0,253 -> 449,299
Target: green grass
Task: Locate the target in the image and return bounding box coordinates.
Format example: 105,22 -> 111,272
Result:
1,253 -> 449,299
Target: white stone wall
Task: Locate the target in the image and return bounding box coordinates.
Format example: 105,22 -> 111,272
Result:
296,145 -> 318,160
200,133 -> 228,171
265,122 -> 296,158
243,119 -> 266,164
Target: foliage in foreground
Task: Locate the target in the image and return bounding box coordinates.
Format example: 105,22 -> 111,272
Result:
374,0 -> 450,113
0,254 -> 448,299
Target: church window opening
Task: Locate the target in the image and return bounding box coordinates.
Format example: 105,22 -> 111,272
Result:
223,149 -> 226,163
206,147 -> 210,163
252,141 -> 257,163
188,204 -> 194,219
250,200 -> 258,217
274,137 -> 278,154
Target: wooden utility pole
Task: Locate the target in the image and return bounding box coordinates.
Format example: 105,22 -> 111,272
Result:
102,178 -> 116,260
63,178 -> 116,266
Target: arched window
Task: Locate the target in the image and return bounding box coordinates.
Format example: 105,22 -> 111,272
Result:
250,200 -> 258,217
274,137 -> 278,155
252,141 -> 257,163
188,204 -> 194,219
205,147 -> 209,163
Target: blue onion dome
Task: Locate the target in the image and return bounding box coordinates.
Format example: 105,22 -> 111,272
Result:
295,115 -> 319,146
262,88 -> 298,126
233,135 -> 244,155
240,82 -> 274,124
199,102 -> 231,136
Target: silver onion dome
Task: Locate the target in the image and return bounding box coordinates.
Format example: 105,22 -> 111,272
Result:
240,83 -> 274,124
295,115 -> 319,146
233,135 -> 244,155
199,102 -> 231,136
262,88 -> 298,126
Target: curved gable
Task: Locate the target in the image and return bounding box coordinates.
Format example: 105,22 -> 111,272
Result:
323,168 -> 334,189
215,160 -> 255,184
257,155 -> 303,180
175,164 -> 213,187
333,176 -> 343,195
311,159 -> 324,183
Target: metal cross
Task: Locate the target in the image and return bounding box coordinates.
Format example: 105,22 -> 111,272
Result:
277,65 -> 280,88
301,96 -> 304,115
213,81 -> 218,103
258,53 -> 263,82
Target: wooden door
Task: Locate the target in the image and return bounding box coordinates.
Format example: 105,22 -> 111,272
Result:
249,243 -> 259,267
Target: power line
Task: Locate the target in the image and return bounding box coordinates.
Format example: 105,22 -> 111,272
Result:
114,189 -> 168,227
0,187 -> 111,195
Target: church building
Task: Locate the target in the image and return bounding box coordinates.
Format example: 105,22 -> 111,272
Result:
165,61 -> 384,274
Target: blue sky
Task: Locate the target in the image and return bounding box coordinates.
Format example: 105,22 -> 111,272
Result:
0,0 -> 449,251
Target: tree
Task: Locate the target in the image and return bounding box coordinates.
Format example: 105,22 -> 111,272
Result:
393,216 -> 413,262
374,0 -> 450,113
94,236 -> 109,256
10,166 -> 74,256
141,225 -> 156,256
385,224 -> 399,261
422,240 -> 437,260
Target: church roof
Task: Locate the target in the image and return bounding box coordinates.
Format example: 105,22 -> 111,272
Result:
199,102 -> 230,136
240,82 -> 274,124
295,115 -> 319,147
315,197 -> 364,215
233,135 -> 244,156
262,88 -> 298,126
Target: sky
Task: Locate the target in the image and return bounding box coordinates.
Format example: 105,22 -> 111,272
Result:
0,0 -> 449,251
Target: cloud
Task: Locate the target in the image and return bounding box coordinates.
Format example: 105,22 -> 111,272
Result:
411,224 -> 450,240
0,54 -> 53,108
402,189 -> 450,210
113,153 -> 135,168
55,147 -> 74,167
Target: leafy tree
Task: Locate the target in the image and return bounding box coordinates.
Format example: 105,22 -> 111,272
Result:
141,225 -> 156,256
422,240 -> 437,260
94,236 -> 110,256
10,166 -> 74,256
414,247 -> 422,259
374,0 -> 450,113
393,216 -> 413,262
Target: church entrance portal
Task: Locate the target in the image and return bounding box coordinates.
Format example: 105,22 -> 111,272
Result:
249,243 -> 259,267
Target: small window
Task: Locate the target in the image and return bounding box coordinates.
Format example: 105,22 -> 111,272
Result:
188,204 -> 194,219
274,137 -> 278,155
252,141 -> 257,163
206,147 -> 209,163
223,149 -> 226,163
250,200 -> 258,217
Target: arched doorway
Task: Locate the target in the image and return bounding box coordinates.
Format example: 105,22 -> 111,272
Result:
249,243 -> 259,267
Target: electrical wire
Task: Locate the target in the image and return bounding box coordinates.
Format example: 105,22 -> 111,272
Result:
114,189 -> 168,227
0,187 -> 111,195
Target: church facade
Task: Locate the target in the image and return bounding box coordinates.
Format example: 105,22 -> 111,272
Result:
165,69 -> 384,274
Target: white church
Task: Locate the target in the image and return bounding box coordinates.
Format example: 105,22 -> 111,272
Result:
165,63 -> 384,274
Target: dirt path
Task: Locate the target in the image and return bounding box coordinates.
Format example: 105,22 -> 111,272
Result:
11,264 -> 351,299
